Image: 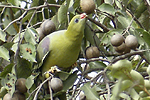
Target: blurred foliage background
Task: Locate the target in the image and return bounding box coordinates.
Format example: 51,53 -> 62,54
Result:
0,0 -> 150,100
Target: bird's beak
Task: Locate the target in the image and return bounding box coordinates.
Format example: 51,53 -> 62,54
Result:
80,13 -> 87,19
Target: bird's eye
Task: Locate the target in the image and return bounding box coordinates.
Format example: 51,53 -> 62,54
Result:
74,18 -> 79,23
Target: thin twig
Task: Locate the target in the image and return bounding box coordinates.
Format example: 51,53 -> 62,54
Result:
122,18 -> 134,35
103,72 -> 110,100
0,4 -> 61,11
26,10 -> 37,28
33,76 -> 52,100
77,58 -> 110,65
3,10 -> 28,31
87,17 -> 110,32
110,50 -> 149,65
48,80 -> 53,100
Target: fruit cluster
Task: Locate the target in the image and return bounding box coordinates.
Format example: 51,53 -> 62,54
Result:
3,78 -> 27,100
111,34 -> 138,54
36,19 -> 56,41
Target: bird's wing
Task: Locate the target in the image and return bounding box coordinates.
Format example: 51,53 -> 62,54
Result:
36,30 -> 66,64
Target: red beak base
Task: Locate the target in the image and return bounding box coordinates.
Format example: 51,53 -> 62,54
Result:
80,13 -> 87,19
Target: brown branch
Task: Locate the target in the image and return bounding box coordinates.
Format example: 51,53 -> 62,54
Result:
77,58 -> 110,65
110,50 -> 150,64
3,10 -> 28,32
87,17 -> 110,32
0,4 -> 61,11
143,0 -> 150,15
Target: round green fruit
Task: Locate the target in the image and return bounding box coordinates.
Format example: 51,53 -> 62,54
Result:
50,78 -> 63,93
114,42 -> 126,53
125,35 -> 138,50
36,27 -> 45,41
3,92 -> 25,100
3,93 -> 14,100
111,34 -> 124,47
13,92 -> 25,100
40,19 -> 56,36
79,91 -> 86,100
80,0 -> 96,14
15,78 -> 27,93
85,46 -> 100,59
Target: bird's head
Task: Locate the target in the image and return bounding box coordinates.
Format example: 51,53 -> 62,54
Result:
67,13 -> 87,34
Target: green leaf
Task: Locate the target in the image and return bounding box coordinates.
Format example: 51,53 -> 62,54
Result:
119,93 -> 131,100
98,3 -> 115,15
12,32 -> 24,43
130,88 -> 140,100
63,71 -> 77,91
138,11 -> 150,31
84,25 -> 101,46
7,0 -> 20,6
117,16 -> 130,28
3,8 -> 18,35
0,87 -> 7,98
134,29 -> 150,61
57,71 -> 70,81
16,58 -> 32,78
26,75 -> 35,89
89,61 -> 106,70
81,82 -> 99,100
111,78 -> 123,99
115,0 -> 122,10
0,29 -> 6,42
22,11 -> 33,24
135,2 -> 147,18
20,43 -> 36,62
58,4 -> 68,24
3,66 -> 17,96
0,46 -> 10,61
0,63 -> 14,78
24,28 -> 39,45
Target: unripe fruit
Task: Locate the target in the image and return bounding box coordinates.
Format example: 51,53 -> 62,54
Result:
13,92 -> 25,100
40,19 -> 56,36
111,34 -> 124,47
85,46 -> 100,59
123,46 -> 131,54
125,35 -> 138,50
36,28 -> 45,41
3,92 -> 25,100
114,42 -> 126,53
3,93 -> 14,100
80,0 -> 96,14
15,78 -> 27,93
50,78 -> 63,93
79,91 -> 86,100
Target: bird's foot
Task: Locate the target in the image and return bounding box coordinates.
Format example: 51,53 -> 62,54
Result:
44,66 -> 61,78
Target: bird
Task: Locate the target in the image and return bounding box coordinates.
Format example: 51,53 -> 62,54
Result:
36,13 -> 87,75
